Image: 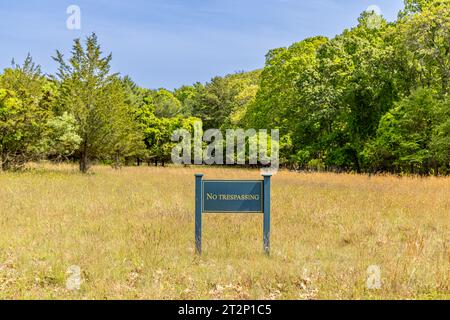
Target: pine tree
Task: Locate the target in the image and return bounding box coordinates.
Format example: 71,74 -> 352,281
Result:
53,33 -> 144,172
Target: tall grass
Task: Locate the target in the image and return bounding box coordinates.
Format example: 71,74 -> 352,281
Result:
0,164 -> 448,299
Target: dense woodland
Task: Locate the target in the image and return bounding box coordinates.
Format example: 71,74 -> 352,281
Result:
0,0 -> 449,174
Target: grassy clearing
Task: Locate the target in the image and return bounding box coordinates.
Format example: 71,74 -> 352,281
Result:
0,164 -> 448,299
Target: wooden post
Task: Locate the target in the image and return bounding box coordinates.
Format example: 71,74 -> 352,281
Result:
195,174 -> 203,255
262,173 -> 271,255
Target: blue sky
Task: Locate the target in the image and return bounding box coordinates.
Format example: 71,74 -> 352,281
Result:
0,0 -> 404,89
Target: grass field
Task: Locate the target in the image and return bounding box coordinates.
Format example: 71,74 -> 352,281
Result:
0,164 -> 448,299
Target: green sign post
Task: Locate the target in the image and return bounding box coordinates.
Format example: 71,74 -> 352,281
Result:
194,173 -> 272,255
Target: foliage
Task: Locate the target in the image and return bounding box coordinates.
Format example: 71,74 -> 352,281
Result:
53,33 -> 144,172
149,88 -> 184,118
38,112 -> 82,160
0,56 -> 52,170
0,1 -> 448,174
186,70 -> 261,129
362,88 -> 446,173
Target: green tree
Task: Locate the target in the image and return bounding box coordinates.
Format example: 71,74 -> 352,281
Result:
38,112 -> 82,160
53,33 -> 144,172
363,88 -> 443,174
401,0 -> 446,15
151,89 -> 183,118
430,95 -> 450,174
0,56 -> 52,170
137,104 -> 199,166
174,85 -> 199,116
190,71 -> 260,130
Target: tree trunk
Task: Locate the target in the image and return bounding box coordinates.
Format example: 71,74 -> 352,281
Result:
1,149 -> 9,171
352,149 -> 361,174
113,151 -> 121,170
79,143 -> 89,173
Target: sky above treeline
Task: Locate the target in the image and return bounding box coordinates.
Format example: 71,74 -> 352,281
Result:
0,0 -> 404,90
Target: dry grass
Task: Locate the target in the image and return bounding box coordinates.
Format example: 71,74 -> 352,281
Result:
0,163 -> 448,299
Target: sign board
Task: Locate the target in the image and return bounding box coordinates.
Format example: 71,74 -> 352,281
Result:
202,180 -> 263,213
195,174 -> 271,255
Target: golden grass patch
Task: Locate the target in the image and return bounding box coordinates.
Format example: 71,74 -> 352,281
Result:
0,164 -> 448,299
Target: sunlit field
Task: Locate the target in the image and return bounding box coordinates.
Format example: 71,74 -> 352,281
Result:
0,164 -> 448,299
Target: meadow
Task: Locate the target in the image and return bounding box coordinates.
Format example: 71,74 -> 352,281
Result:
0,164 -> 448,299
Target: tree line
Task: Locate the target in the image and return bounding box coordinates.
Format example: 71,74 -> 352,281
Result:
0,0 -> 448,174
